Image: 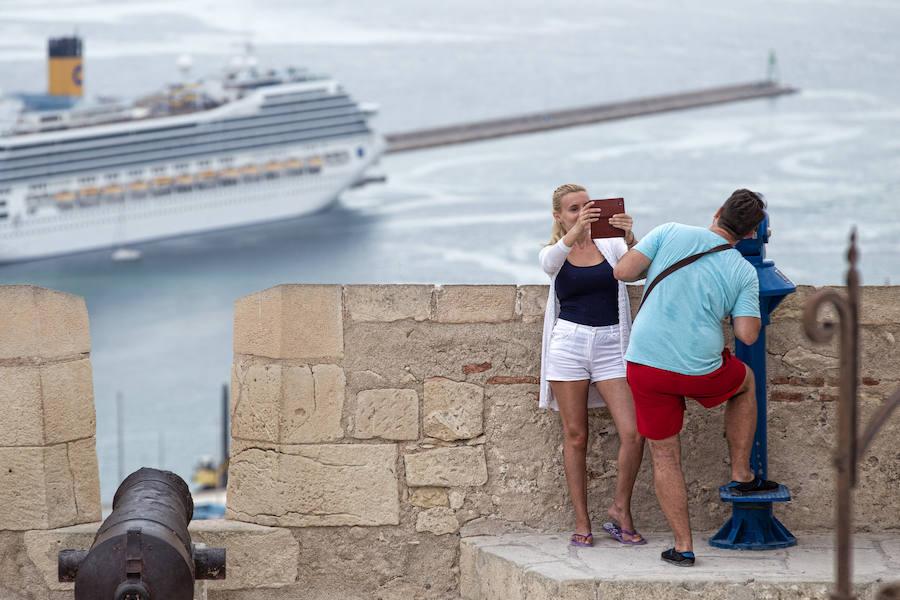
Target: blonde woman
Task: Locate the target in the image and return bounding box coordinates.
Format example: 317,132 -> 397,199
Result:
538,184 -> 646,547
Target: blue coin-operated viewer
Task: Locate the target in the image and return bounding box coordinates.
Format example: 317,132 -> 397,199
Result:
710,212 -> 798,550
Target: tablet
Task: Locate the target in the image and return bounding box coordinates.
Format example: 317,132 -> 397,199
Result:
590,198 -> 626,239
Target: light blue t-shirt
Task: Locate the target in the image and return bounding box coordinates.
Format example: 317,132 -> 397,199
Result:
624,223 -> 760,375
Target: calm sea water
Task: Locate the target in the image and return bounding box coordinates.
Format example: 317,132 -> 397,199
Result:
1,0 -> 898,502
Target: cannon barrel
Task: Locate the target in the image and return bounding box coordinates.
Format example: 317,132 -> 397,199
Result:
58,467 -> 225,599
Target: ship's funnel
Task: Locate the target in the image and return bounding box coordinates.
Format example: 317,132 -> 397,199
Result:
48,36 -> 83,97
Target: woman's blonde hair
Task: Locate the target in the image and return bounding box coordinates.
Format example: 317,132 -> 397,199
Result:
546,183 -> 586,246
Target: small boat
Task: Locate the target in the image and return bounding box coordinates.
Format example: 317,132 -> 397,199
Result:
111,247 -> 142,261
191,455 -> 226,520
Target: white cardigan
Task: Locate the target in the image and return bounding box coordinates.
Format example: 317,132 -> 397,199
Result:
538,237 -> 633,410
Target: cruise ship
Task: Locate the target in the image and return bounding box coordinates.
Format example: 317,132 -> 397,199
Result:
0,37 -> 385,263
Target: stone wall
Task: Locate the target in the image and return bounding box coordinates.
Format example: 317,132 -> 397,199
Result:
0,286 -> 101,599
2,283 -> 897,600
225,284 -> 900,599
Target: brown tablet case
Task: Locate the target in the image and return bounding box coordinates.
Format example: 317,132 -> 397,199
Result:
590,198 -> 626,238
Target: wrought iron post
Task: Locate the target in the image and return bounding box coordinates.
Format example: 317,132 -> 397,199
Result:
802,230 -> 900,600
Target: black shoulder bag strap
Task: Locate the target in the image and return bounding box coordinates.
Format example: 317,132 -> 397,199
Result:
637,244 -> 732,314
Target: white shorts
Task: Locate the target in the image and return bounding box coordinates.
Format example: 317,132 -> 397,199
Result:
545,319 -> 626,383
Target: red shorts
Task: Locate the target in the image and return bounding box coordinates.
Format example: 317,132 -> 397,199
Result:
626,349 -> 749,440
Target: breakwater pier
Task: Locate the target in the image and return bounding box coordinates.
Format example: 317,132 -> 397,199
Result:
385,80 -> 796,152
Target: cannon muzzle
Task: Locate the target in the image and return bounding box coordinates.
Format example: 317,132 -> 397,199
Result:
58,467 -> 225,599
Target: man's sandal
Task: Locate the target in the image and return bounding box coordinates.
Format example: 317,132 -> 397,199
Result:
727,475 -> 780,496
661,548 -> 695,566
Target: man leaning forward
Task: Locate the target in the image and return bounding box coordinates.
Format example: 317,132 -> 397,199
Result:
613,189 -> 779,567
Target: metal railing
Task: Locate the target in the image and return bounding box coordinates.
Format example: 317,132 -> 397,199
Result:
801,229 -> 900,600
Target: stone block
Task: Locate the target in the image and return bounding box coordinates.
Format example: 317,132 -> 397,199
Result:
434,285 -> 517,323
189,520 -> 299,590
231,362 -> 281,442
859,286 -> 900,324
627,284 -> 644,315
474,547 -> 524,600
0,361 -> 95,447
68,438 -> 101,524
40,359 -> 96,445
23,522 -> 99,592
449,489 -> 466,509
0,365 -> 43,446
42,443 -> 79,529
353,388 -> 419,440
227,444 -> 399,527
345,285 -> 432,322
459,538 -> 480,600
523,570 -> 595,600
409,487 -> 449,508
516,286 -> 547,320
405,446 -> 488,487
231,361 -> 343,444
292,527 -> 459,599
343,320 -> 540,397
0,441 -> 98,530
0,285 -> 91,360
283,364 -> 344,444
781,345 -> 839,376
415,507 -> 459,535
0,446 -> 50,529
234,284 -> 343,360
423,377 -> 484,441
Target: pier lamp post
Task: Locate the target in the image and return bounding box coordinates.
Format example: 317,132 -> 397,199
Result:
710,213 -> 798,550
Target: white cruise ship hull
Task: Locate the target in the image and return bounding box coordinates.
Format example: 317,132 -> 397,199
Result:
0,137 -> 382,263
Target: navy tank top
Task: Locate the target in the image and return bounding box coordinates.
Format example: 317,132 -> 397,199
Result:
555,259 -> 619,327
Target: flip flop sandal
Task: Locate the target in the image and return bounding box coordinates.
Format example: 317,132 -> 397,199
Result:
602,521 -> 647,545
570,532 -> 594,547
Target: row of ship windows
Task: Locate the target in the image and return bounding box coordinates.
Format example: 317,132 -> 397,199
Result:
58,157 -> 239,187
3,97 -> 355,157
23,151 -> 352,211
1,124 -> 370,184
2,112 -> 365,170
3,174 -> 339,233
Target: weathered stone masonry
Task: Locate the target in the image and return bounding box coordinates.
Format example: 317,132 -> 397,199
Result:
222,283 -> 899,599
1,283 -> 897,600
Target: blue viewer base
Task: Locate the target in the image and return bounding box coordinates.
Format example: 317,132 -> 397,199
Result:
710,485 -> 797,550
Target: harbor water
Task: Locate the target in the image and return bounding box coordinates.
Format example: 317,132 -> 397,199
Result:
1,0 -> 898,502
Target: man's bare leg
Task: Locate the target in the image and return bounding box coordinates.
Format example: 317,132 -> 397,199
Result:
724,365 -> 757,483
648,434 -> 693,553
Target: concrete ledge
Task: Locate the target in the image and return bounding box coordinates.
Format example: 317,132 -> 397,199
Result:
460,533 -> 900,600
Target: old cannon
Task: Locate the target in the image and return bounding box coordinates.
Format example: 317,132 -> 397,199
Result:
58,467 -> 226,599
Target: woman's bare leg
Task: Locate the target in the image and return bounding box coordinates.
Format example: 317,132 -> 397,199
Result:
550,379 -> 591,536
594,377 -> 646,542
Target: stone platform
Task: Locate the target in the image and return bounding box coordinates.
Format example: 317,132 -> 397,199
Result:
460,532 -> 900,600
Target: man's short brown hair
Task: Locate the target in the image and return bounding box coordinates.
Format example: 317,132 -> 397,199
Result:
719,189 -> 766,239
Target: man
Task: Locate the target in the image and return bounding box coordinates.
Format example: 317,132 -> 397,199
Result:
613,189 -> 779,567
